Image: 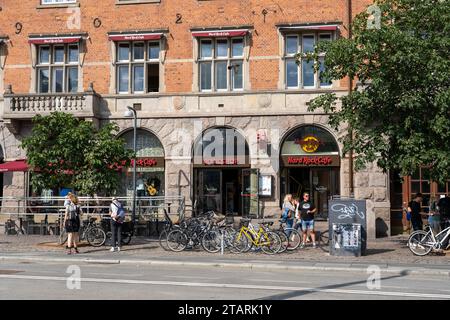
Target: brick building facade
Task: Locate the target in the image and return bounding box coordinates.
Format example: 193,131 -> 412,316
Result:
0,0 -> 397,239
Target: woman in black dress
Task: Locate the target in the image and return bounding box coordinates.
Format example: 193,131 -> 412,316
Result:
64,194 -> 81,254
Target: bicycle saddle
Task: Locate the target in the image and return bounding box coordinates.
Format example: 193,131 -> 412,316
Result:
89,217 -> 97,223
262,221 -> 274,226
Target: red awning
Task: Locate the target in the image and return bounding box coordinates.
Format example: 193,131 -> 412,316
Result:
280,25 -> 339,32
192,29 -> 248,38
28,36 -> 82,45
0,160 -> 29,172
108,33 -> 163,41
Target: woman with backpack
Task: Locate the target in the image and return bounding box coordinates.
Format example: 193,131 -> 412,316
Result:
64,194 -> 81,255
109,197 -> 125,252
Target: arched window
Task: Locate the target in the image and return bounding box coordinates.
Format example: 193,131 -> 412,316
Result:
118,129 -> 165,197
281,125 -> 339,156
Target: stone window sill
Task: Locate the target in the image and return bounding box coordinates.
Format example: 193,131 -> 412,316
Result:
37,3 -> 80,9
115,0 -> 160,5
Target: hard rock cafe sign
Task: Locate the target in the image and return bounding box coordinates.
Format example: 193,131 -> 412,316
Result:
296,136 -> 321,153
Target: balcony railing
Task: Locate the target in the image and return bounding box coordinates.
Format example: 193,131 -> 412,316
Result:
8,93 -> 88,113
2,83 -> 101,133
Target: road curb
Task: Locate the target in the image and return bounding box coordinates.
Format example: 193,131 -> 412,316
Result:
1,255 -> 449,276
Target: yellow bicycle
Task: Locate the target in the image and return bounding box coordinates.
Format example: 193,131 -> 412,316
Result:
232,218 -> 282,254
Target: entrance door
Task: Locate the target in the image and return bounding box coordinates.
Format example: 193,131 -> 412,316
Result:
197,169 -> 222,214
311,168 -> 337,219
242,169 -> 259,218
283,167 -> 339,219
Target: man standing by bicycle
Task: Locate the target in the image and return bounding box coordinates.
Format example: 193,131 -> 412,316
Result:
299,192 -> 317,249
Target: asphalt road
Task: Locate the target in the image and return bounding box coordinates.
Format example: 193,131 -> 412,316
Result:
0,260 -> 449,300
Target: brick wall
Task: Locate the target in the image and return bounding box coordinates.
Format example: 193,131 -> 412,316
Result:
0,0 -> 373,94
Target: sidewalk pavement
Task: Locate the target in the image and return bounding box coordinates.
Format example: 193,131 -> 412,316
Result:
1,234 -> 449,276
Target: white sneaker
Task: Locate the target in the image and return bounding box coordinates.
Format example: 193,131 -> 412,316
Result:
110,247 -> 116,252
117,247 -> 121,252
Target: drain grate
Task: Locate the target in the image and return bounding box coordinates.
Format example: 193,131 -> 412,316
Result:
0,270 -> 24,275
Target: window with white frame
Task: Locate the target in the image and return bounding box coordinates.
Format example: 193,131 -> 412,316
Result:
116,41 -> 160,94
41,0 -> 76,4
284,32 -> 333,89
198,38 -> 244,91
36,44 -> 79,93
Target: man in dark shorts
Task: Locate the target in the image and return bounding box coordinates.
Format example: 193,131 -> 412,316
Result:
299,192 -> 317,248
408,193 -> 424,231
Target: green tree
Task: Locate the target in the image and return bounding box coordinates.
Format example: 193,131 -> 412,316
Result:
21,112 -> 133,196
301,0 -> 450,183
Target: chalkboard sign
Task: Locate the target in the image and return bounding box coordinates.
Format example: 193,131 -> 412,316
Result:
328,199 -> 367,255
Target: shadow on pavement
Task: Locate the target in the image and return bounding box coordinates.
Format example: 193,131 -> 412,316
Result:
258,270 -> 410,300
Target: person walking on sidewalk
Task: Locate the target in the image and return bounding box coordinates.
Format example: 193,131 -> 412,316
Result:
109,197 -> 125,252
64,194 -> 81,255
299,192 -> 317,248
408,193 -> 424,231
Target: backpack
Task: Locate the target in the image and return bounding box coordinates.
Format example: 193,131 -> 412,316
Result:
68,204 -> 80,220
113,202 -> 126,223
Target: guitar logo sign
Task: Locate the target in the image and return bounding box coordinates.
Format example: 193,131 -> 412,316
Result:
296,136 -> 321,153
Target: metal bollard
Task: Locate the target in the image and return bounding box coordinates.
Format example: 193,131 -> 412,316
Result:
221,229 -> 224,255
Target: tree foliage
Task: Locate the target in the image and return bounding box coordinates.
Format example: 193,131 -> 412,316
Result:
302,0 -> 450,183
21,112 -> 134,195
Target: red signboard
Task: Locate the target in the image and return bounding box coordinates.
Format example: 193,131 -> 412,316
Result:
203,158 -> 239,166
108,33 -> 163,41
28,36 -> 81,44
286,156 -> 337,166
192,29 -> 248,38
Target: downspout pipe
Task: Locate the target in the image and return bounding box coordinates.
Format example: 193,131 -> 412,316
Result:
347,0 -> 354,197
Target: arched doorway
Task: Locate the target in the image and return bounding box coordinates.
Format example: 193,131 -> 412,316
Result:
280,125 -> 340,219
118,129 -> 165,197
193,126 -> 251,215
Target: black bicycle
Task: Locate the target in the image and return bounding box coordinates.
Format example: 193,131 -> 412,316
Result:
59,217 -> 106,247
166,211 -> 214,252
102,218 -> 134,246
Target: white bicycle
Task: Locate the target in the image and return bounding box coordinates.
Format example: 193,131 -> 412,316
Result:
408,221 -> 450,256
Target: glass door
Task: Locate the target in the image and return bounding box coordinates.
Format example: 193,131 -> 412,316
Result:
197,169 -> 222,214
310,168 -> 339,220
242,169 -> 259,217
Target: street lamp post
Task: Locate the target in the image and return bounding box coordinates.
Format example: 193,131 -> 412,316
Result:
124,106 -> 137,224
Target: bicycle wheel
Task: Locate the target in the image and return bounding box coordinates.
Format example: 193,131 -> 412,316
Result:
159,229 -> 170,251
408,230 -> 434,256
59,229 -> 68,245
86,227 -> 106,247
319,229 -> 330,246
285,229 -> 302,251
201,230 -> 221,253
277,231 -> 289,253
261,231 -> 282,255
166,229 -> 188,252
231,231 -> 251,253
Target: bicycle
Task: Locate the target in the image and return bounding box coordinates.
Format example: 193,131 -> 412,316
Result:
232,218 -> 282,255
276,220 -> 302,252
104,219 -> 134,246
159,209 -> 181,251
166,211 -> 214,252
408,223 -> 450,256
59,217 -> 106,247
200,212 -> 239,253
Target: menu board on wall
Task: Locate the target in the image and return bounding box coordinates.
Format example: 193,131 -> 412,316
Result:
258,175 -> 272,197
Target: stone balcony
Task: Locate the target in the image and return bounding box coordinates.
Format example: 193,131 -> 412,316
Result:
2,83 -> 101,134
